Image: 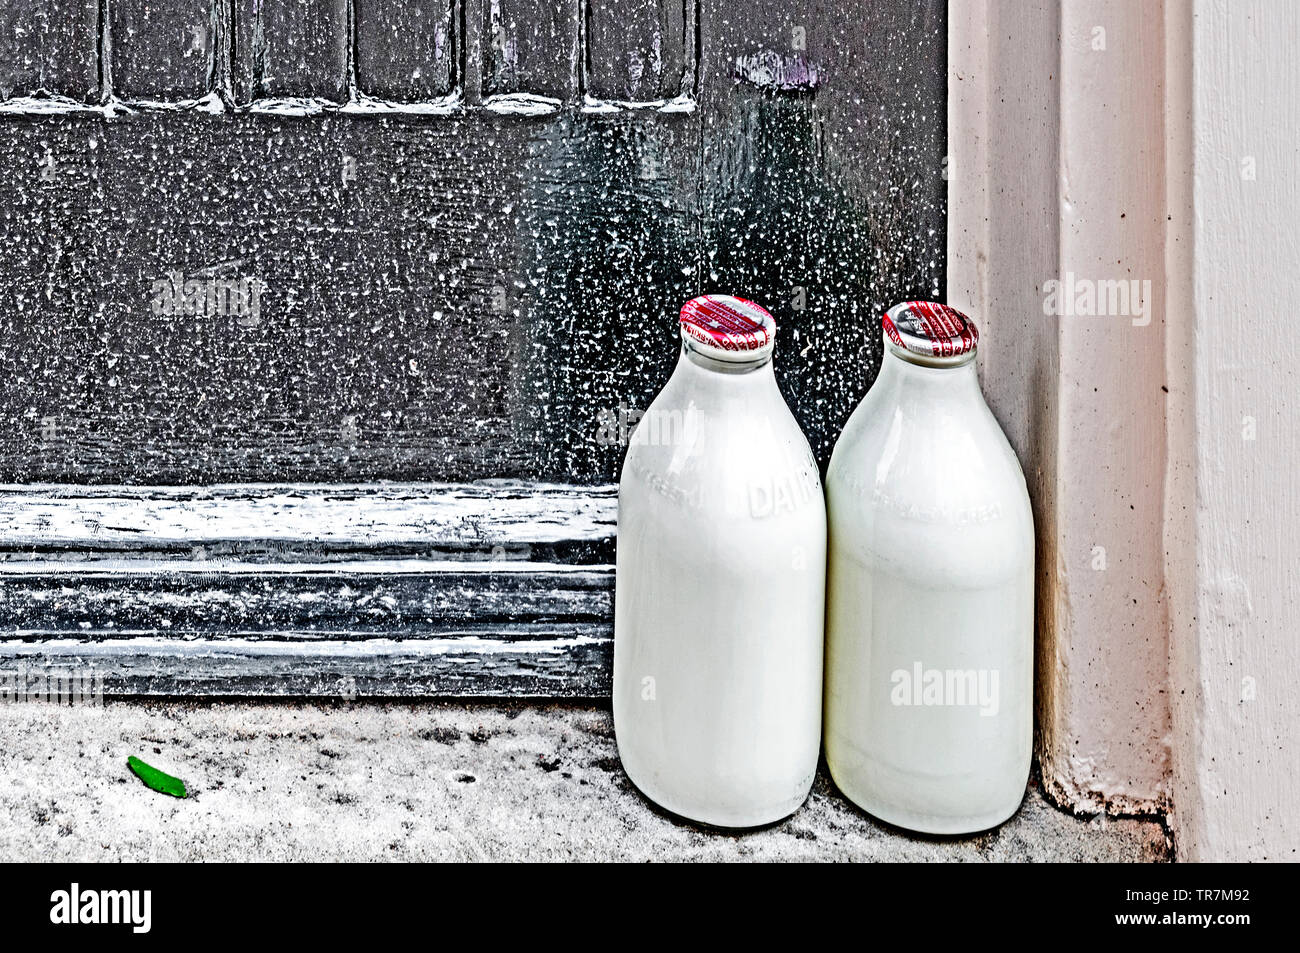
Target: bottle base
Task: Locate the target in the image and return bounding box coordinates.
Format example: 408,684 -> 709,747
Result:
828,764 -> 1026,836
619,758 -> 812,830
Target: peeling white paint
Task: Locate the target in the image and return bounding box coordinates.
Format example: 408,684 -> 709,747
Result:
0,634 -> 607,658
0,559 -> 613,576
106,91 -> 227,114
481,92 -> 562,116
340,91 -> 463,117
0,95 -> 116,117
0,482 -> 618,547
580,92 -> 696,114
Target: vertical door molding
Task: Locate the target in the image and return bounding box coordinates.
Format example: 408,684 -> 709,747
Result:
1164,0 -> 1300,862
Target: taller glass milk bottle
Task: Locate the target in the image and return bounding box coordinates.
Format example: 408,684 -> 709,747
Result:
614,294 -> 826,828
824,301 -> 1034,834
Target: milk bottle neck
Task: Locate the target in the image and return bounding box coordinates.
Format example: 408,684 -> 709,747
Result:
877,346 -> 984,409
675,341 -> 779,399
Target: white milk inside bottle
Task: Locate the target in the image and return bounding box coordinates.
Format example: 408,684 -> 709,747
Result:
613,294 -> 826,828
824,301 -> 1034,834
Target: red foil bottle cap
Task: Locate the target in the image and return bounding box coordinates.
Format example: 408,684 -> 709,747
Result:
883,301 -> 979,364
679,295 -> 776,361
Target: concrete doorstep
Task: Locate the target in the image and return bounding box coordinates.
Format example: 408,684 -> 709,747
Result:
0,701 -> 1171,862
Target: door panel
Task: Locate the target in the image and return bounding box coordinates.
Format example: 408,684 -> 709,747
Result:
0,0 -> 945,695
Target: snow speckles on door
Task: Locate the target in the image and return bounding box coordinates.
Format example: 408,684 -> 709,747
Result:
0,0 -> 945,483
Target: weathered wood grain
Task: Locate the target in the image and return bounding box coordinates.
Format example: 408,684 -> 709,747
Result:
481,0 -> 578,105
231,0 -> 349,103
1,634 -> 612,696
109,0 -> 217,101
0,563 -> 612,634
584,0 -> 694,105
0,0 -> 101,102
354,0 -> 457,102
0,482 -> 614,695
0,481 -> 617,549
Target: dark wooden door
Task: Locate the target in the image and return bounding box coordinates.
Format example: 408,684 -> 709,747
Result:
0,0 -> 945,696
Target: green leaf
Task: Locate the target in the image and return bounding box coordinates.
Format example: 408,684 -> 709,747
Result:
127,755 -> 188,799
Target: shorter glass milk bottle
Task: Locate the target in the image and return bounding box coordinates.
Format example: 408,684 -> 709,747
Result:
824,301 -> 1034,834
613,294 -> 825,828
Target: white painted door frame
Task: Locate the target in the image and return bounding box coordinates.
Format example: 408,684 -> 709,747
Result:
948,0 -> 1299,861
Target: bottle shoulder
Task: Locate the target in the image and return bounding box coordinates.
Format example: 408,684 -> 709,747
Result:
831,383 -> 1024,480
826,385 -> 1032,546
618,372 -> 824,530
624,368 -> 815,473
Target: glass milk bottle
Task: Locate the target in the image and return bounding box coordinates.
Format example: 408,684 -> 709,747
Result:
824,301 -> 1034,834
613,294 -> 826,828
